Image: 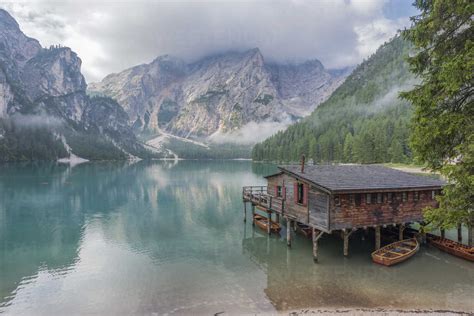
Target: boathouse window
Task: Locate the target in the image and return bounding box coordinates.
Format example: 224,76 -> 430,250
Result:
276,185 -> 282,197
387,192 -> 393,203
414,191 -> 419,201
402,192 -> 408,202
355,194 -> 361,206
296,183 -> 305,205
377,193 -> 383,204
431,190 -> 436,200
366,193 -> 371,204
334,195 -> 341,206
349,194 -> 354,204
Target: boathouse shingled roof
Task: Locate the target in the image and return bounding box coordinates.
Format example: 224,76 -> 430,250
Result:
273,164 -> 445,193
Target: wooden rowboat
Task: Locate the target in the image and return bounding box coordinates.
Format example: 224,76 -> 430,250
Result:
372,238 -> 419,266
296,222 -> 312,238
254,214 -> 281,233
427,234 -> 474,262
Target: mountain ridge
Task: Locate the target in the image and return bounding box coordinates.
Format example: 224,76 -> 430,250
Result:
88,47 -> 348,143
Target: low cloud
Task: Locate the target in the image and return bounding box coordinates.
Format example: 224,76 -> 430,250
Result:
364,79 -> 418,114
11,114 -> 63,129
2,0 -> 416,82
209,119 -> 292,145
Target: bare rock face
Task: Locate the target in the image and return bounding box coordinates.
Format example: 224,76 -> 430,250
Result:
22,48 -> 87,98
266,60 -> 348,117
0,9 -> 41,118
89,48 -> 348,141
0,9 -> 41,68
0,68 -> 13,118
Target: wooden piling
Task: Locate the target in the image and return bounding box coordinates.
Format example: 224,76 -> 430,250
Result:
375,226 -> 381,250
251,204 -> 255,226
313,233 -> 319,262
457,224 -> 462,242
468,222 -> 473,247
343,229 -> 352,257
399,224 -> 405,241
267,211 -> 272,235
312,228 -> 323,263
243,201 -> 247,222
286,218 -> 292,247
419,221 -> 427,244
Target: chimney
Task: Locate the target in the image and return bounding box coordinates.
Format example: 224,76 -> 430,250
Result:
300,154 -> 305,173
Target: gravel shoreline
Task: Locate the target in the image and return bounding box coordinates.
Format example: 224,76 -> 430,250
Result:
285,308 -> 471,315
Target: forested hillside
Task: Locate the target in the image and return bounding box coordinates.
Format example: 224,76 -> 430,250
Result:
252,36 -> 415,164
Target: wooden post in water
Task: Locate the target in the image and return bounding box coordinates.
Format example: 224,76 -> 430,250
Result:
313,230 -> 319,262
243,201 -> 247,222
468,222 -> 473,247
375,226 -> 381,250
457,224 -> 462,242
441,228 -> 445,239
343,229 -> 352,257
419,221 -> 427,244
251,204 -> 255,226
399,224 -> 405,241
267,211 -> 272,235
293,220 -> 297,232
286,218 -> 292,247
312,228 -> 323,263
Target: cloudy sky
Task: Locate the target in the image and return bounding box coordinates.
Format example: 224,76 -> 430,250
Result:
1,0 -> 417,83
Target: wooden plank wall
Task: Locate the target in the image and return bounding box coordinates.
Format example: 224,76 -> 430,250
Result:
309,188 -> 329,229
330,190 -> 439,230
267,174 -> 320,225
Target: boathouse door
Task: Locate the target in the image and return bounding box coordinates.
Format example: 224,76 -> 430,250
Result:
308,188 -> 329,230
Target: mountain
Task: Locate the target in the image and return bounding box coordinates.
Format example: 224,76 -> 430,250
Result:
252,36 -> 415,163
0,9 -> 164,161
88,49 -> 348,143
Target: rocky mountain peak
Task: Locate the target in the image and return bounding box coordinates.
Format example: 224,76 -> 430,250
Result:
0,9 -> 20,29
244,47 -> 264,63
0,9 -> 41,67
302,59 -> 324,69
22,46 -> 87,101
90,48 -> 349,141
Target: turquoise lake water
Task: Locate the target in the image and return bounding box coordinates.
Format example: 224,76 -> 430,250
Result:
0,160 -> 473,314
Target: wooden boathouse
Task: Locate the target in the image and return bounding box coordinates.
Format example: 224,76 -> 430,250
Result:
242,163 -> 445,262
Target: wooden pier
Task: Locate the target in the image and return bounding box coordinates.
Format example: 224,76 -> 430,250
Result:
243,163 -> 446,262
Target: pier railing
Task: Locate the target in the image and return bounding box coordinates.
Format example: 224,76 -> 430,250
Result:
242,186 -> 284,213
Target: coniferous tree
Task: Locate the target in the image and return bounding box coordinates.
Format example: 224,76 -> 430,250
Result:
401,0 -> 473,243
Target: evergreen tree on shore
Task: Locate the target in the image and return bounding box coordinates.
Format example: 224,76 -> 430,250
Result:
401,0 -> 473,244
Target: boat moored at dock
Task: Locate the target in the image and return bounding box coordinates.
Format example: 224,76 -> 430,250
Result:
427,234 -> 474,262
254,214 -> 281,234
372,238 -> 419,266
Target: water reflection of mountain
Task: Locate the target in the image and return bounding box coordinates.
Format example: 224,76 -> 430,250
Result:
241,229 -> 474,312
97,160 -> 270,264
0,161 -> 145,303
0,160 -> 271,306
